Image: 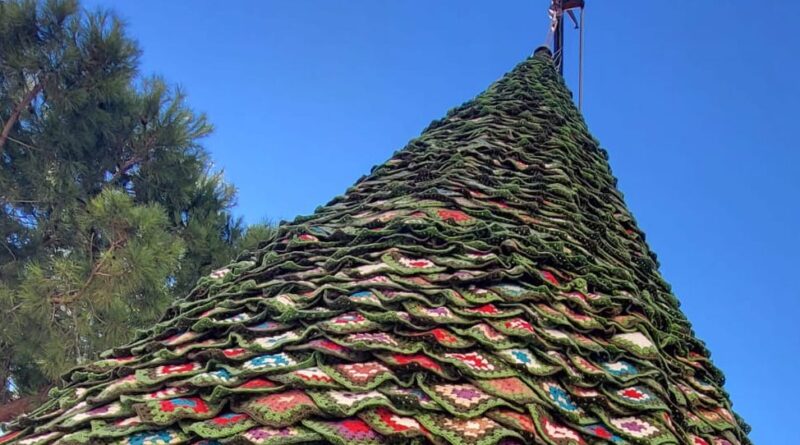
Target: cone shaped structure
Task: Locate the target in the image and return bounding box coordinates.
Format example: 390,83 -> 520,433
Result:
2,48 -> 748,445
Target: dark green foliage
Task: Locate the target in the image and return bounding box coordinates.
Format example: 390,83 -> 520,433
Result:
0,189 -> 185,382
0,0 -> 274,402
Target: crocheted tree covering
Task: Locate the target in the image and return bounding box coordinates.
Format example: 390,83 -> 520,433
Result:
1,47 -> 750,445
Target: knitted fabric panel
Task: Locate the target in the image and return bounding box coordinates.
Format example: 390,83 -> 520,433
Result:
1,48 -> 749,445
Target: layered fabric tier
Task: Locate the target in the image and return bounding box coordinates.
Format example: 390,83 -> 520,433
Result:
1,48 -> 749,445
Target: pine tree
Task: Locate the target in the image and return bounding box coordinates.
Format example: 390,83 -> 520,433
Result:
0,189 -> 185,392
0,0 -> 274,408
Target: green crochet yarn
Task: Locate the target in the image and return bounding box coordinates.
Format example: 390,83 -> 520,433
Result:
0,47 -> 749,445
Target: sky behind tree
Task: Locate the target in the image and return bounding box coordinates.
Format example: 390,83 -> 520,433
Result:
82,1 -> 800,442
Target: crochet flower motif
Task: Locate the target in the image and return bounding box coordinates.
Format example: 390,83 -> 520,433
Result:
211,413 -> 249,426
617,386 -> 653,402
391,353 -> 442,371
17,432 -> 61,445
388,387 -> 433,404
540,270 -> 560,286
397,256 -> 435,269
542,381 -> 582,413
239,378 -> 276,389
159,397 -> 209,414
503,318 -> 534,333
332,419 -> 379,439
483,377 -> 531,397
601,360 -> 638,376
0,432 -> 22,444
346,332 -> 397,346
500,348 -> 543,369
497,284 -> 524,296
219,312 -> 251,323
444,352 -> 494,371
308,338 -> 348,353
573,356 -> 602,373
66,402 -> 122,423
222,348 -> 248,358
334,362 -> 389,383
127,430 -> 178,445
252,391 -> 313,413
349,291 -> 381,304
254,331 -> 299,348
583,424 -> 623,442
434,384 -> 491,408
115,416 -> 143,427
543,417 -> 584,443
328,391 -> 383,407
242,353 -> 294,370
440,417 -> 497,439
209,268 -> 230,280
609,417 -> 659,438
466,304 -> 500,315
331,312 -> 367,325
374,407 -> 424,433
145,386 -> 190,400
495,410 -> 536,433
436,209 -> 471,222
293,367 -> 334,383
244,427 -> 298,441
423,306 -> 454,318
155,362 -> 201,376
612,331 -> 656,351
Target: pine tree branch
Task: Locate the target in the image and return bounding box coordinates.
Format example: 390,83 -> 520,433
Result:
0,239 -> 17,261
49,235 -> 128,305
108,131 -> 161,184
108,155 -> 143,184
0,82 -> 44,155
79,235 -> 126,294
0,349 -> 12,404
4,135 -> 42,152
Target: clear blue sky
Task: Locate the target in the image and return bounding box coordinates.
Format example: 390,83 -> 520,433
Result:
84,1 -> 799,442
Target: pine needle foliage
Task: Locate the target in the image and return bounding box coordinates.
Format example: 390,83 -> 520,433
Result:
0,0 -> 275,402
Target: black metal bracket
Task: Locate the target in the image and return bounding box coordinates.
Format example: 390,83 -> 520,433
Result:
551,0 -> 585,75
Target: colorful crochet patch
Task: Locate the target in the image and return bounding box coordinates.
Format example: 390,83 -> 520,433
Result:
474,377 -> 538,404
495,348 -> 559,376
116,429 -> 187,445
303,418 -> 386,445
529,405 -> 587,445
604,415 -> 677,444
240,353 -> 297,372
308,390 -> 391,417
181,412 -> 256,438
438,350 -> 513,378
416,414 -> 522,445
324,362 -> 395,390
359,407 -> 429,439
234,391 -> 320,427
134,397 -> 219,425
422,383 -> 508,417
1,46 -> 749,445
237,426 -> 321,445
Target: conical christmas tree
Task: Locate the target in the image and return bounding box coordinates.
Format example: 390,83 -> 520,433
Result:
1,48 -> 749,445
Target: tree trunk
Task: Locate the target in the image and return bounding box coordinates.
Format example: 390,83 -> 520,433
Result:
0,348 -> 11,404
0,82 -> 44,154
